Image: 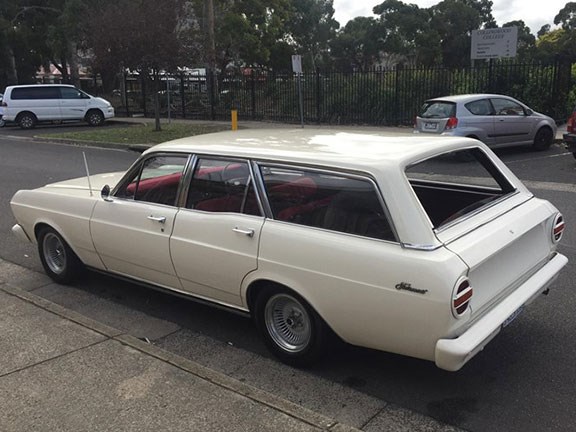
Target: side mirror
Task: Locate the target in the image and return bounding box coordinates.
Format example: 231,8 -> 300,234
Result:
525,109 -> 533,116
101,185 -> 113,202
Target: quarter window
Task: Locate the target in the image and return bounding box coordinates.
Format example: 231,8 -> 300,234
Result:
465,99 -> 493,116
186,158 -> 261,216
114,155 -> 188,206
260,166 -> 395,241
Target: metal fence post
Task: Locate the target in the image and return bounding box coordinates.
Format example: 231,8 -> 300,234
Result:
251,70 -> 256,120
315,67 -> 321,124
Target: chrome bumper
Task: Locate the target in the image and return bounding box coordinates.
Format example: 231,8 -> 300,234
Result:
435,252 -> 568,371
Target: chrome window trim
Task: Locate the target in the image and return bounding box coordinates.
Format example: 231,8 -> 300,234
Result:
110,152 -> 191,207
254,161 -> 401,244
181,154 -> 265,217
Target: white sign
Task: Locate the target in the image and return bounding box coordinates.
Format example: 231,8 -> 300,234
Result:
291,55 -> 302,74
471,27 -> 518,59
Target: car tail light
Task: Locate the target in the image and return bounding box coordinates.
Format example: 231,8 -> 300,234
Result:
567,112 -> 576,133
552,213 -> 565,243
445,116 -> 458,130
452,277 -> 472,317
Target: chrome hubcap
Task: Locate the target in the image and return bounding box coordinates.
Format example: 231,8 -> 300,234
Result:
265,294 -> 311,353
43,233 -> 66,274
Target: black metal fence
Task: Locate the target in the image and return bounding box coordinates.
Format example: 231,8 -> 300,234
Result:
109,61 -> 573,126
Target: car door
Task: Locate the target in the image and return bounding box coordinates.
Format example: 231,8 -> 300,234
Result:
59,87 -> 90,120
490,97 -> 534,146
90,153 -> 190,288
169,157 -> 265,307
462,98 -> 496,146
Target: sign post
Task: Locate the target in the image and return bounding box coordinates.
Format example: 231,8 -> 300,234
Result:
292,55 -> 304,128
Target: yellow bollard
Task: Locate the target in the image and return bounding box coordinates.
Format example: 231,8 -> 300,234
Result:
231,109 -> 238,131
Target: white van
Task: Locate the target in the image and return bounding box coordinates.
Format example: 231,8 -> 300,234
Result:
1,84 -> 115,129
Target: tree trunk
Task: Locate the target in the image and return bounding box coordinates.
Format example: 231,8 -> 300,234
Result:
6,45 -> 18,84
68,40 -> 80,87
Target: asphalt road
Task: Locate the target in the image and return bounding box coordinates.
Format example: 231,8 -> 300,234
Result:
1,129 -> 575,431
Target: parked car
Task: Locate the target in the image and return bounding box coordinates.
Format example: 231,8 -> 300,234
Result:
563,105 -> 576,158
10,129 -> 567,371
1,84 -> 114,129
0,93 -> 4,127
414,94 -> 557,150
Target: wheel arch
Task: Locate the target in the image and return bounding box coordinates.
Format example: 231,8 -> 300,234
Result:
34,221 -> 81,259
243,275 -> 339,336
85,108 -> 105,125
15,110 -> 37,122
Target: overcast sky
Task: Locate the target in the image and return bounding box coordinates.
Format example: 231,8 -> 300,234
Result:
332,0 -> 568,35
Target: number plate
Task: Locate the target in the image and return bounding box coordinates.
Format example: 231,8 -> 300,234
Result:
423,122 -> 438,131
503,306 -> 524,328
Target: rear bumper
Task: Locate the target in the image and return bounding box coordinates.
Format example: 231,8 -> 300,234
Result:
435,252 -> 568,371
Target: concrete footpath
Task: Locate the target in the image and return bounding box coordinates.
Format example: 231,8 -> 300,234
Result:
0,270 -> 355,432
0,259 -> 464,432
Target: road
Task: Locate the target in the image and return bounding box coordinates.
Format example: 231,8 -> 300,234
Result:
1,128 -> 575,431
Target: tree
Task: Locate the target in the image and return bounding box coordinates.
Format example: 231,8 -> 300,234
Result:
286,0 -> 339,69
373,0 -> 439,65
430,0 -> 484,67
329,17 -> 383,71
554,2 -> 576,30
84,0 -> 188,130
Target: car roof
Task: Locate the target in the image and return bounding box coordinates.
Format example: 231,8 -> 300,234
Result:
149,129 -> 477,173
425,94 -> 517,104
6,84 -> 75,89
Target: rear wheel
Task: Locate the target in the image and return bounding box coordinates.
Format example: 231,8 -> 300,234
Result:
37,227 -> 83,284
18,112 -> 37,130
533,127 -> 553,151
86,109 -> 104,127
254,286 -> 332,367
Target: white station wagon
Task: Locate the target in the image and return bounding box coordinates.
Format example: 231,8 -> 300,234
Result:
10,129 -> 567,371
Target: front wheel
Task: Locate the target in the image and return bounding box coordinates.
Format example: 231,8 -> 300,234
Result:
533,127 -> 553,151
254,287 -> 332,366
86,110 -> 104,127
37,227 -> 83,284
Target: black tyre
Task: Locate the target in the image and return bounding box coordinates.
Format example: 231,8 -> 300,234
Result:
18,112 -> 37,130
86,110 -> 104,127
533,127 -> 553,151
254,286 -> 332,367
37,227 -> 83,284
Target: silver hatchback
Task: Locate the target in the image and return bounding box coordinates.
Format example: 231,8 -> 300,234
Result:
414,94 -> 557,150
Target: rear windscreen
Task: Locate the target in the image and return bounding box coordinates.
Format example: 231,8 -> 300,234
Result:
419,101 -> 456,118
405,148 -> 516,229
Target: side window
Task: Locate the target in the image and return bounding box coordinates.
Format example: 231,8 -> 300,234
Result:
491,98 -> 525,116
186,158 -> 261,216
11,87 -> 60,100
114,155 -> 188,206
60,87 -> 83,99
260,166 -> 395,241
465,99 -> 492,116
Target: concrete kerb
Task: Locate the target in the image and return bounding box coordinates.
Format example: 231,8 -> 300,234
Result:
0,282 -> 360,432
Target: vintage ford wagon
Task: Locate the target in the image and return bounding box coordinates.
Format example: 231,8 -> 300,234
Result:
10,129 -> 567,371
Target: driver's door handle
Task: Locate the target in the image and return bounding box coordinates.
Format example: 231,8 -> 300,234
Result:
233,227 -> 255,237
147,215 -> 166,224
